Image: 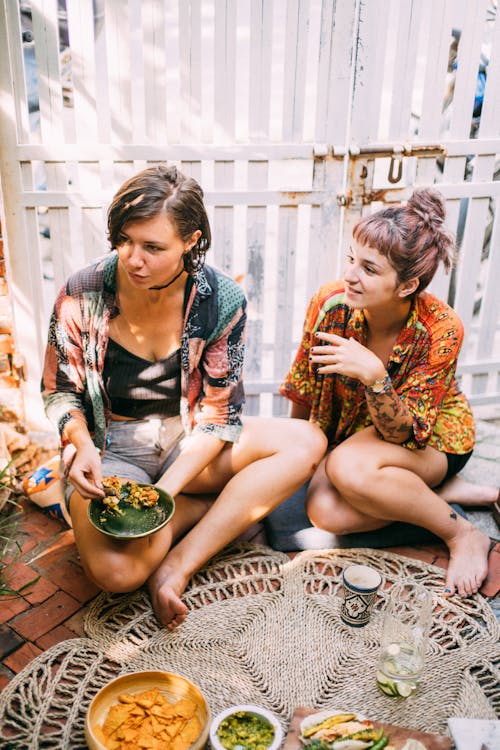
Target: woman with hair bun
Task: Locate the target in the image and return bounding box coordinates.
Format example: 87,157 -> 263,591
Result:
281,188 -> 497,597
42,164 -> 326,628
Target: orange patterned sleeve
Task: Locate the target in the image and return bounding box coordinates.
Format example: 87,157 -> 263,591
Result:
396,299 -> 464,448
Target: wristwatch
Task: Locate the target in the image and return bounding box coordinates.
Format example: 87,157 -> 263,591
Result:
366,372 -> 391,393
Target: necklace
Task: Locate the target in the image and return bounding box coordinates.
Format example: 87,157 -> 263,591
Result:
148,268 -> 184,290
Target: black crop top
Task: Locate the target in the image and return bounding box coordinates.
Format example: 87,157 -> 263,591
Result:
103,338 -> 181,419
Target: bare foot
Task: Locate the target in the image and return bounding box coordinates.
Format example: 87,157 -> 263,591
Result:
148,563 -> 190,631
443,522 -> 491,598
437,475 -> 498,507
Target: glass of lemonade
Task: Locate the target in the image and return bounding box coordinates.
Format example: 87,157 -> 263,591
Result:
376,582 -> 433,698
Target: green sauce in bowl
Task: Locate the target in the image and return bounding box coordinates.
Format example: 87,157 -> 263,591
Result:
216,710 -> 276,750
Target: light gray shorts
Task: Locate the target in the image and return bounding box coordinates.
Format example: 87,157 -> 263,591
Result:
65,415 -> 185,508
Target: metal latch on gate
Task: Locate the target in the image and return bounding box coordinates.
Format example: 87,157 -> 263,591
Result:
388,153 -> 403,184
333,142 -> 446,203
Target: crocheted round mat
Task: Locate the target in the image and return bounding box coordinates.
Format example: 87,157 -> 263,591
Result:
0,544 -> 498,749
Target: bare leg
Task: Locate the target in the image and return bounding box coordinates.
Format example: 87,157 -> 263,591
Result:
307,456 -> 389,533
436,474 -> 498,507
70,488 -> 213,592
307,428 -> 491,598
148,417 -> 326,628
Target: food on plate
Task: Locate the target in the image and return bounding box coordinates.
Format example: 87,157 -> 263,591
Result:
300,710 -> 394,750
93,686 -> 201,750
99,477 -> 160,522
216,710 -> 276,750
102,475 -> 122,496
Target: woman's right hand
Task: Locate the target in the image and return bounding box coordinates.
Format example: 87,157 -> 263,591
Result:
68,441 -> 104,499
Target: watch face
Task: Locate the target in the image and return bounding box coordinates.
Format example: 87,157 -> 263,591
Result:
369,375 -> 389,392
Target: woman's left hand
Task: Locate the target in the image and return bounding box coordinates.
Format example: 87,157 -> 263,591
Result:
310,332 -> 385,386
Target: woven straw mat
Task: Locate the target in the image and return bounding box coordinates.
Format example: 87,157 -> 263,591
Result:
0,543 -> 498,749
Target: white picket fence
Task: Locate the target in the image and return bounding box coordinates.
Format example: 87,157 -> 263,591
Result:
0,0 -> 499,429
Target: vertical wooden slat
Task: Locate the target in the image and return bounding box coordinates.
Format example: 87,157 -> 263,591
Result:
31,0 -> 65,143
164,0 -> 181,144
44,163 -> 75,288
282,0 -> 309,142
129,0 -> 146,143
179,0 -> 202,144
315,0 -> 358,145
349,0 -> 388,144
447,0 -> 489,137
387,0 -> 423,140
476,197 -> 500,359
93,0 -> 111,141
418,0 -> 453,139
273,206 -> 298,414
309,155 -> 341,289
452,192 -> 491,335
213,161 -> 234,274
214,0 -> 237,143
103,0 -> 132,144
477,3 -> 500,138
469,4 -> 500,399
245,161 -> 268,415
249,0 -> 273,141
200,0 -> 215,143
79,161 -> 106,263
142,0 -> 166,144
66,0 -> 98,143
445,0 -> 493,362
3,0 -> 31,141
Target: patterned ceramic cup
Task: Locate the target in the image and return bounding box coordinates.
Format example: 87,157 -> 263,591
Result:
340,564 -> 383,627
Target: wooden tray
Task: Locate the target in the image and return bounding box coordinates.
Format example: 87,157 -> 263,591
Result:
284,706 -> 452,750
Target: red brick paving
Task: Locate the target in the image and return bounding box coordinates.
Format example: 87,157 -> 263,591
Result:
11,590 -> 82,641
3,641 -> 43,672
0,496 -> 499,691
35,624 -> 79,650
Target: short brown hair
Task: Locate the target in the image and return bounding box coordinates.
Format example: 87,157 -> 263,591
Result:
353,188 -> 456,294
107,164 -> 211,273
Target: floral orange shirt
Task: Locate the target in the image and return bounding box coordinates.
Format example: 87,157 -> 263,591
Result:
280,281 -> 474,454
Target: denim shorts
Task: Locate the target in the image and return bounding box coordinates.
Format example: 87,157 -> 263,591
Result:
64,415 -> 185,507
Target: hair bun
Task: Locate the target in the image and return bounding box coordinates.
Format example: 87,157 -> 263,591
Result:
407,188 -> 446,230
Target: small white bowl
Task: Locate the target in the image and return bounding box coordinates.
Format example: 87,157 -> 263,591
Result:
210,703 -> 284,750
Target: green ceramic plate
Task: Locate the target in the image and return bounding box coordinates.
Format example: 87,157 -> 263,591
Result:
88,482 -> 175,539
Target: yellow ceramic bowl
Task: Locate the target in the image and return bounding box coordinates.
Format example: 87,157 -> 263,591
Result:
85,670 -> 211,750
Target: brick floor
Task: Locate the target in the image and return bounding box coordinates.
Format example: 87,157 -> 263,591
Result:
0,495 -> 499,691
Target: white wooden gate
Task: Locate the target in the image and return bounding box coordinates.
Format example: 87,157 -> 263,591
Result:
0,0 -> 499,431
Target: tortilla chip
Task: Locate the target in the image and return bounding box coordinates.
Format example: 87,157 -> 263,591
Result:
118,693 -> 137,704
95,685 -> 202,750
135,688 -> 161,708
173,699 -> 197,719
179,716 -> 201,744
154,703 -> 178,719
103,704 -> 132,736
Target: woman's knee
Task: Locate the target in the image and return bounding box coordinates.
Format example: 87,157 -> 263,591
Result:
326,441 -> 377,498
281,419 -> 327,465
243,416 -> 326,467
82,554 -> 149,593
305,484 -> 361,535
